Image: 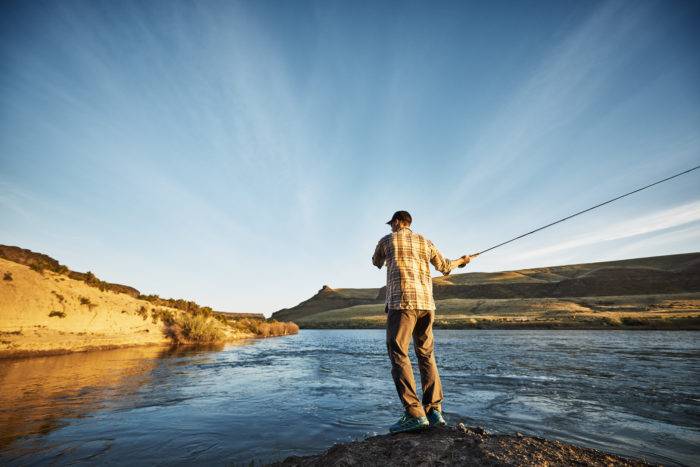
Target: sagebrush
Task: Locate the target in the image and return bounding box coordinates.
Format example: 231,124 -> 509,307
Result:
168,313 -> 224,344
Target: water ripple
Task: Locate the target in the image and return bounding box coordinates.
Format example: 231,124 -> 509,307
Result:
0,330 -> 698,466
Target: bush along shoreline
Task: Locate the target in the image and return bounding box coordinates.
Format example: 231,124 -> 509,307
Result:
134,299 -> 299,345
163,309 -> 300,345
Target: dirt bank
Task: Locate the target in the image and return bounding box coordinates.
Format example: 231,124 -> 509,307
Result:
271,424 -> 652,466
0,258 -> 257,358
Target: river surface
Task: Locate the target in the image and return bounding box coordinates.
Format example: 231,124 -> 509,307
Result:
0,330 -> 698,466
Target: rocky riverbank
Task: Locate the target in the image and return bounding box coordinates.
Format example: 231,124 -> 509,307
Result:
272,424 -> 652,466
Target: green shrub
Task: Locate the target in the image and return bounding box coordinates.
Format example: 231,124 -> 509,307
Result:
137,305 -> 148,320
215,314 -> 228,324
79,296 -> 97,309
84,271 -> 110,291
253,320 -> 293,337
137,294 -> 214,317
225,318 -> 299,337
151,308 -> 175,325
601,316 -> 621,326
3,272 -> 12,281
29,263 -> 45,273
49,310 -> 66,318
85,271 -> 98,284
168,313 -> 224,343
621,317 -> 647,326
193,306 -> 213,318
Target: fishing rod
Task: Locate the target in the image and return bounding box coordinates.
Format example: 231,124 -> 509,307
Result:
461,164 -> 700,262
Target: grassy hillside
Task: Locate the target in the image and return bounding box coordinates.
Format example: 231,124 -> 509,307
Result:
272,285 -> 382,322
271,253 -> 700,329
0,248 -> 298,358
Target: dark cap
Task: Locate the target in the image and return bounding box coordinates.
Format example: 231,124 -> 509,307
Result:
386,210 -> 412,225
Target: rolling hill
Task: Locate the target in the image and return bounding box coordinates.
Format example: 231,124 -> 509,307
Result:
271,252 -> 700,329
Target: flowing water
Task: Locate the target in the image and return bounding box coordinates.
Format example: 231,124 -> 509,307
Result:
1,330 -> 698,466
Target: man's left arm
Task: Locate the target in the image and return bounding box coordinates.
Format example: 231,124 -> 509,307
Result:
372,241 -> 385,269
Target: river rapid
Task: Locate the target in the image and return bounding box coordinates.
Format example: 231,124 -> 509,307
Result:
1,330 -> 698,466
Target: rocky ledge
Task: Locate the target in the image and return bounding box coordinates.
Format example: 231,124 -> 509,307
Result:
271,424 -> 652,466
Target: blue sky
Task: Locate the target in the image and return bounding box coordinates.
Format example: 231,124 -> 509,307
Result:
1,0 -> 699,315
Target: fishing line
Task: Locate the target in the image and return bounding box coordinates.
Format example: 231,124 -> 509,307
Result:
467,164 -> 700,258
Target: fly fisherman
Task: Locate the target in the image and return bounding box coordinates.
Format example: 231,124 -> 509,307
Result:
372,211 -> 472,433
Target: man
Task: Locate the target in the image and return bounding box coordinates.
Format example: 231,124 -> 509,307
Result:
372,210 -> 472,433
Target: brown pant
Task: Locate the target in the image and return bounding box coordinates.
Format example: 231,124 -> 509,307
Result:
386,308 -> 443,418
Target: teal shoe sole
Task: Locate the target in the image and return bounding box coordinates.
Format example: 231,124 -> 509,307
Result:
390,419 -> 430,434
427,411 -> 446,427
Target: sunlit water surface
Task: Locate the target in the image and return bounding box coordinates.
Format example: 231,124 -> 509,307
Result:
0,330 -> 698,466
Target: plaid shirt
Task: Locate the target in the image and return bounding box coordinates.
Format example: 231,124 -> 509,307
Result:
372,227 -> 453,311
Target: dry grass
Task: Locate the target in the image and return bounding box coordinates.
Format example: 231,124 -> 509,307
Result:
225,317 -> 299,337
165,313 -> 298,343
273,253 -> 700,325
252,320 -> 299,337
167,313 -> 224,344
292,293 -> 700,329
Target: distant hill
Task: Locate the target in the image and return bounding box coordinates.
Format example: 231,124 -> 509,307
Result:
273,285 -> 380,322
271,253 -> 700,329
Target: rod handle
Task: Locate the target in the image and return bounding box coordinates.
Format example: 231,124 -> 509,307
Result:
458,253 -> 479,268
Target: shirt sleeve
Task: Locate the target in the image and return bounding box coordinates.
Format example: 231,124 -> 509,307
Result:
372,240 -> 385,269
429,240 -> 452,276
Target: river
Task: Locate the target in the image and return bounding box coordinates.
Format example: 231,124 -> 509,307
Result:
1,330 -> 698,466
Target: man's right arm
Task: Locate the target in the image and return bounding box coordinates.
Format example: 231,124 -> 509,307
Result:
429,241 -> 470,275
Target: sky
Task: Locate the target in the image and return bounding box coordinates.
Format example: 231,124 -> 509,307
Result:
1,0 -> 699,316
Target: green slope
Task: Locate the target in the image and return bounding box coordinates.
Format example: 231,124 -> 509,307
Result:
271,252 -> 700,329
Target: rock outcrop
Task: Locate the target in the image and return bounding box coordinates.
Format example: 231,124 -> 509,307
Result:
271,424 -> 652,466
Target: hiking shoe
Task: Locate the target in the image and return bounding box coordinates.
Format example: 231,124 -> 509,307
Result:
427,408 -> 446,426
389,413 -> 429,434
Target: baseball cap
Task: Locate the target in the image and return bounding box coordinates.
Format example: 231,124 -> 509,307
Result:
386,210 -> 412,225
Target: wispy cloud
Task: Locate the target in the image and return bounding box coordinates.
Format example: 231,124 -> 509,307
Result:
2,1 -> 697,313
509,200 -> 700,262
0,181 -> 35,221
445,0 -> 655,207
